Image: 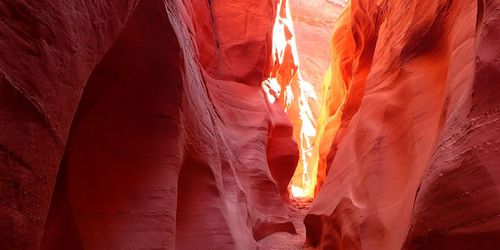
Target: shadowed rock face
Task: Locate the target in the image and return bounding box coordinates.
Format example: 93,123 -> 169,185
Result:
307,0 -> 500,249
1,0 -> 298,249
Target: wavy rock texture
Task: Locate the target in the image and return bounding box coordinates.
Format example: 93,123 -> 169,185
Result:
0,0 -> 299,249
307,0 -> 500,249
2,0 -> 500,249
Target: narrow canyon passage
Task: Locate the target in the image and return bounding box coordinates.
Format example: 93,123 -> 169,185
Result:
263,0 -> 345,200
257,2 -> 344,247
1,0 -> 500,249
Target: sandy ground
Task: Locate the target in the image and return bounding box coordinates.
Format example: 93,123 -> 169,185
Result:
258,199 -> 312,249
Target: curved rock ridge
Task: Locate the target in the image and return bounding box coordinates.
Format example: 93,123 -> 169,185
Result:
307,0 -> 500,249
0,0 -> 299,249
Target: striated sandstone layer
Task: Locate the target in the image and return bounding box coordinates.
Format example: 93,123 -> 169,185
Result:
307,0 -> 500,249
0,0 -> 299,249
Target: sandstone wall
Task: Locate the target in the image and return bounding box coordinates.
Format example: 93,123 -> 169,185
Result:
307,0 -> 500,249
0,0 -> 299,249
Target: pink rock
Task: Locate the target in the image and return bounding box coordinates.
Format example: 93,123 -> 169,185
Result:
1,0 -> 299,248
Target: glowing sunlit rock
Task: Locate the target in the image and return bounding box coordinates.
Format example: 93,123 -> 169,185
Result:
265,0 -> 346,199
306,0 -> 500,249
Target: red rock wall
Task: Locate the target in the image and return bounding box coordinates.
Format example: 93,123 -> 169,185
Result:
0,1 -> 139,248
0,0 -> 299,249
307,0 -> 500,249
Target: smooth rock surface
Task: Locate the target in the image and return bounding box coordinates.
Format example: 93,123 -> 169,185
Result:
307,0 -> 500,249
0,0 -> 299,249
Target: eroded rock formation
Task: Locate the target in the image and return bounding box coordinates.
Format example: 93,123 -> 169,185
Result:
1,0 -> 500,249
1,0 -> 299,249
307,0 -> 500,249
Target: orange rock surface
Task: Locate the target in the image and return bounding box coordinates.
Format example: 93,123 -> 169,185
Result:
267,0 -> 345,198
306,0 -> 500,249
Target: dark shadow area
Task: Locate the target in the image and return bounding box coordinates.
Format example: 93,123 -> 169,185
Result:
42,0 -> 183,248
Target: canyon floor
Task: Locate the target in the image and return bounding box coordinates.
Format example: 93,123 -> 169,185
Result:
258,199 -> 312,249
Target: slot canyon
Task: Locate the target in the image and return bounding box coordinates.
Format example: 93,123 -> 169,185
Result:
1,0 -> 499,249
